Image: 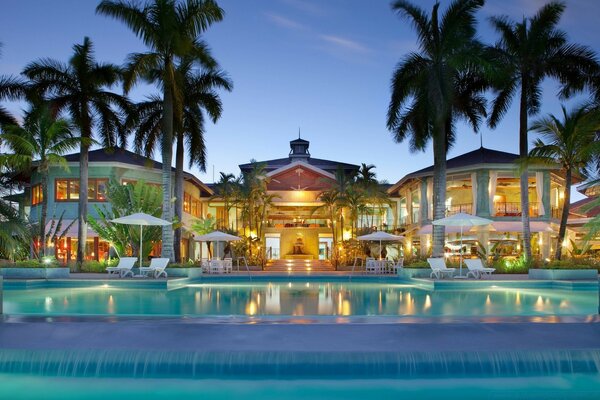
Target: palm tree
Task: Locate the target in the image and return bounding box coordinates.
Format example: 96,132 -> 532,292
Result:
0,76 -> 27,128
213,172 -> 238,230
0,198 -> 29,259
97,0 -> 224,261
488,1 -> 599,260
529,104 -> 600,259
314,189 -> 341,264
0,105 -> 84,257
23,37 -> 129,267
387,0 -> 488,257
131,63 -> 232,261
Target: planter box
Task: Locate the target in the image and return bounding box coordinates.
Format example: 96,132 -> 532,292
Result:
0,267 -> 70,279
528,268 -> 598,280
398,267 -> 432,279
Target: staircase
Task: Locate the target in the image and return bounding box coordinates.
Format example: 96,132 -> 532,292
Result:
264,259 -> 335,272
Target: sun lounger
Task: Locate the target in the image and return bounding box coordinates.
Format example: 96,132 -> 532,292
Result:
106,257 -> 137,278
139,257 -> 169,278
427,257 -> 456,279
464,258 -> 496,279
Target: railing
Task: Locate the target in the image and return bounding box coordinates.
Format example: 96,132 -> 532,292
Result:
445,203 -> 472,216
551,206 -> 562,219
494,202 -> 540,217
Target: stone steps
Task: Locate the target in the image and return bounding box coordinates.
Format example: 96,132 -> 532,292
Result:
264,259 -> 335,272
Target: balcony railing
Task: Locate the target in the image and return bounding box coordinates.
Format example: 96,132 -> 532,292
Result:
446,203 -> 472,216
551,206 -> 562,219
494,202 -> 540,217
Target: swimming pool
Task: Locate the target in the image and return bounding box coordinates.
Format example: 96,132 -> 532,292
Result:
2,279 -> 597,319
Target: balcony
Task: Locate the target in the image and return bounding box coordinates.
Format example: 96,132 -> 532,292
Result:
445,203 -> 472,216
494,202 -> 540,217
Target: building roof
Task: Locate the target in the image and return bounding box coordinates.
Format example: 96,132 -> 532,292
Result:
239,156 -> 359,174
388,147 -> 522,194
570,197 -> 600,218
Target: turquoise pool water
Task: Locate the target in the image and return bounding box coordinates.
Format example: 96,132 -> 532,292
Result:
1,375 -> 600,400
3,281 -> 597,318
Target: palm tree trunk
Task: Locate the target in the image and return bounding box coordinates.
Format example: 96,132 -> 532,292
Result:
174,132 -> 184,263
76,133 -> 90,269
160,83 -> 175,262
554,167 -> 571,260
39,172 -> 48,258
519,85 -> 532,261
432,129 -> 447,258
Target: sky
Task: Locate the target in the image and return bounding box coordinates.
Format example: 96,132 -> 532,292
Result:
1,0 -> 599,200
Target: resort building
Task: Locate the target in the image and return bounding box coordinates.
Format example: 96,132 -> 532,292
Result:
387,147 -> 573,261
568,183 -> 600,255
15,147 -> 213,263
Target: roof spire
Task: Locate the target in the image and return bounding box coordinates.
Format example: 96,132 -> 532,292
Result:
480,131 -> 483,148
298,127 -> 301,139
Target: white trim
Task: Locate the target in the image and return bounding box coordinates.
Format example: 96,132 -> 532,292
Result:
266,160 -> 336,180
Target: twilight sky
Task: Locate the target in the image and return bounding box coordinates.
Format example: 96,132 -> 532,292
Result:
1,0 -> 599,198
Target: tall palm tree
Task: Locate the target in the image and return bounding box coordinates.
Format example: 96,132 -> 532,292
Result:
23,37 -> 129,267
0,198 -> 29,259
529,104 -> 600,259
0,105 -> 84,257
131,63 -> 231,261
0,76 -> 26,128
97,0 -> 224,261
488,1 -> 599,260
213,172 -> 237,230
387,0 -> 488,257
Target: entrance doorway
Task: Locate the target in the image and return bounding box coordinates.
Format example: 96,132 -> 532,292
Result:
265,236 -> 280,260
318,237 -> 333,260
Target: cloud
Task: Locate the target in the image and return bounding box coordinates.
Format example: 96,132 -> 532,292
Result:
264,12 -> 307,31
319,35 -> 370,54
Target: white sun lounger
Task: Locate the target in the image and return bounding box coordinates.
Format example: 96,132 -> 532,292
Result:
464,258 -> 496,279
139,258 -> 169,278
106,257 -> 137,278
427,257 -> 456,279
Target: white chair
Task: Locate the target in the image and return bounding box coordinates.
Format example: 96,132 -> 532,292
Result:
210,259 -> 223,274
465,258 -> 496,279
427,257 -> 455,279
106,257 -> 137,278
200,259 -> 209,273
390,257 -> 404,274
365,259 -> 383,274
139,258 -> 169,278
223,258 -> 233,274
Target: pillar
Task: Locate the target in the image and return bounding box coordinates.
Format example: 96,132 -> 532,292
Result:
420,180 -> 429,223
542,171 -> 551,220
476,170 -> 490,218
420,234 -> 430,257
540,231 -> 551,260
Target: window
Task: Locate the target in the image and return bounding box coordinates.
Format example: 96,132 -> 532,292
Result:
183,192 -> 191,213
31,184 -> 43,206
55,178 -> 108,202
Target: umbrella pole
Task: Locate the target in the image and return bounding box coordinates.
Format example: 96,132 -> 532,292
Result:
139,225 -> 143,276
459,225 -> 463,276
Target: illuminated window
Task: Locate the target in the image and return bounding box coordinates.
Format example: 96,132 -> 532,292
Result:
31,184 -> 43,205
55,178 -> 108,201
183,192 -> 191,213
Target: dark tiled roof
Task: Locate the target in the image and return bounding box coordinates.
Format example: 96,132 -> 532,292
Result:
408,147 -> 519,176
570,197 -> 600,218
64,147 -> 163,169
239,157 -> 359,173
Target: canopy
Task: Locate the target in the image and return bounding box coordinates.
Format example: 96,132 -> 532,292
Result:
356,231 -> 404,241
432,213 -> 493,276
111,212 -> 172,269
194,230 -> 242,242
194,230 -> 242,260
357,231 -> 404,260
111,212 -> 172,227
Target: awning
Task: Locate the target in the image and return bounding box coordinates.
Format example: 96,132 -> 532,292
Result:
45,219 -> 99,238
418,221 -> 554,235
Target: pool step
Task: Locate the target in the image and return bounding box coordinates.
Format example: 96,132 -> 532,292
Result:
264,259 -> 335,272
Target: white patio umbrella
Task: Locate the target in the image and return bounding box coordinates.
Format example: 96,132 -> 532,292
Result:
357,231 -> 404,259
111,212 -> 172,269
432,213 -> 493,276
193,230 -> 242,259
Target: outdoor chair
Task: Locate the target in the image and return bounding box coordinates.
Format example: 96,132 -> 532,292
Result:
223,258 -> 233,274
106,257 -> 137,278
210,259 -> 223,274
140,258 -> 169,278
427,257 -> 455,279
390,257 -> 404,274
464,258 -> 496,279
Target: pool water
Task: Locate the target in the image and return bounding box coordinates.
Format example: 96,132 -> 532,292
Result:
3,281 -> 597,318
1,375 -> 600,400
